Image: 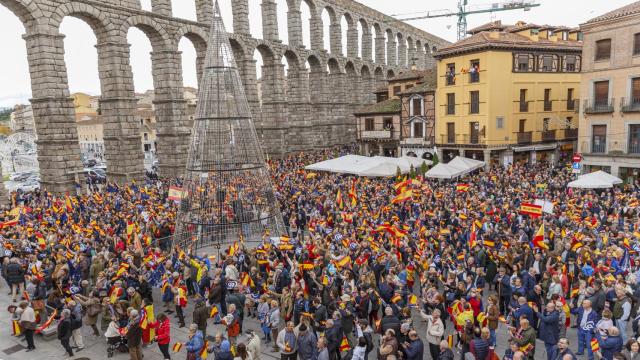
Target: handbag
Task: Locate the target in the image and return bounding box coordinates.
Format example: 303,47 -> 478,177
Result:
32,299 -> 45,311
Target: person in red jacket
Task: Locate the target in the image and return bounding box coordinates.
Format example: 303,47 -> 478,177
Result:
149,313 -> 171,360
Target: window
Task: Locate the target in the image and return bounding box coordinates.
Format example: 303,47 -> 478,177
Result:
592,125 -> 607,153
629,124 -> 640,154
562,31 -> 568,41
446,93 -> 455,115
541,55 -> 553,72
567,88 -> 575,110
496,116 -> 504,129
365,118 -> 374,131
412,98 -> 423,116
519,89 -> 528,112
143,133 -> 148,141
469,60 -> 480,82
470,91 -> 479,114
565,56 -> 576,72
632,77 -> 640,103
383,117 -> 393,129
517,54 -> 530,71
595,39 -> 611,61
446,63 -> 456,85
413,122 -> 424,138
544,89 -> 552,111
594,80 -> 609,105
470,122 -> 479,144
446,122 -> 455,143
634,33 -> 640,55
566,117 -> 573,129
393,86 -> 401,96
519,119 -> 526,133
543,118 -> 550,132
405,84 -> 414,90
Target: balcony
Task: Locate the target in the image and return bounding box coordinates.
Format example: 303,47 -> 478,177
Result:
403,137 -> 433,145
519,101 -> 529,112
629,141 -> 640,154
542,130 -> 556,142
622,97 -> 640,113
361,130 -> 393,139
446,75 -> 455,86
584,98 -> 614,114
516,131 -> 533,144
591,141 -> 606,154
564,128 -> 578,140
469,133 -> 479,144
469,72 -> 480,83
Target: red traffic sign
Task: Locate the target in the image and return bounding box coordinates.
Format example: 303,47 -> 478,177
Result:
572,154 -> 582,163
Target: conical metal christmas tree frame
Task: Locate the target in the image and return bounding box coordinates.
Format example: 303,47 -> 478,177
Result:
173,1 -> 285,250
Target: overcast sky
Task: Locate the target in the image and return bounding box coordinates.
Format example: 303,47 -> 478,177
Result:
0,0 -> 634,107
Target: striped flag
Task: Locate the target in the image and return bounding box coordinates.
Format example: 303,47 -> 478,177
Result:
172,342 -> 183,352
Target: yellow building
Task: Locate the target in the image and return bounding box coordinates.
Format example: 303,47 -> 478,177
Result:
434,21 -> 582,167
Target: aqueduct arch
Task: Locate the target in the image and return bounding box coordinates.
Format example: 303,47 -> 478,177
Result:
0,0 -> 448,193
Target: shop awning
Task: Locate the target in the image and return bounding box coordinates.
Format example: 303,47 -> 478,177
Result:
512,144 -> 557,152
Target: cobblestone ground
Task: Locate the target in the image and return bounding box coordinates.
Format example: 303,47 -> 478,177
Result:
0,286 -> 588,360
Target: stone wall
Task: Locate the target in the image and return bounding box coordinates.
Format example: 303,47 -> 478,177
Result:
1,0 -> 449,193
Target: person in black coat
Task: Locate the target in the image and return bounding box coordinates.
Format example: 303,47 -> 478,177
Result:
324,319 -> 343,360
57,309 -> 74,357
380,306 -> 402,337
5,258 -> 24,303
137,275 -> 153,304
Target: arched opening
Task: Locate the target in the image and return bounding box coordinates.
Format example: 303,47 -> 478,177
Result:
357,19 -> 370,60
253,44 -> 277,109
253,48 -> 265,107
170,0 -> 197,21
320,7 -> 333,52
0,5 -> 30,110
387,69 -> 395,79
373,23 -> 383,64
276,0 -> 288,44
178,37 -> 198,89
249,0 -> 263,39
374,67 -> 385,89
60,18 -> 100,96
300,0 -> 312,49
128,28 -> 154,94
218,0 -> 234,30
140,0 -> 152,12
340,12 -> 353,57
385,29 -> 394,66
406,152 -> 417,157
407,36 -> 414,67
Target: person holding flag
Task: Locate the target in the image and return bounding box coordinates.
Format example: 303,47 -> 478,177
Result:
277,321 -> 298,360
185,323 -> 205,360
148,313 -> 171,360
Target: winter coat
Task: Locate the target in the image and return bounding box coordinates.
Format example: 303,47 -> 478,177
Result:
297,331 -> 318,360
538,310 -> 560,345
150,318 -> 170,345
57,318 -> 72,340
438,348 -> 455,360
186,330 -> 205,360
126,320 -> 143,348
193,301 -> 209,332
404,338 -> 424,360
5,262 -> 24,285
600,335 -> 623,360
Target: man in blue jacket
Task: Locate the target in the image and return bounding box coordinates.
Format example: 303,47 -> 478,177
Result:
599,326 -> 624,360
571,299 -> 600,360
402,330 -> 424,360
514,297 -> 534,328
522,268 -> 537,295
535,302 -> 560,360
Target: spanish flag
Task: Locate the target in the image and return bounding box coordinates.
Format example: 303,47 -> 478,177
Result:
591,338 -> 600,352
532,223 -> 548,250
447,334 -> 454,348
210,305 -> 219,319
339,336 -> 351,352
12,320 -> 21,336
408,294 -> 418,307
456,183 -> 470,192
172,342 -> 183,352
519,203 -> 542,218
336,190 -> 344,210
348,183 -> 357,207
483,239 -> 495,248
391,189 -> 413,204
336,256 -> 351,268
304,172 -> 318,180
391,294 -> 402,304
200,341 -> 210,359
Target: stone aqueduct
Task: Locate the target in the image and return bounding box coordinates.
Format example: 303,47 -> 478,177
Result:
1,0 -> 448,193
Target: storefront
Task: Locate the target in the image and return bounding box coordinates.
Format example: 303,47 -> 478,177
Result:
619,167 -> 640,184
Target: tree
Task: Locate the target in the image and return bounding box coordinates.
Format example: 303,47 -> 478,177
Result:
419,161 -> 428,175
431,152 -> 439,166
409,164 -> 416,179
396,166 -> 402,179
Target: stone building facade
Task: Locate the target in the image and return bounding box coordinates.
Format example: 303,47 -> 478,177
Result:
578,2 -> 640,182
1,0 -> 447,193
9,104 -> 35,133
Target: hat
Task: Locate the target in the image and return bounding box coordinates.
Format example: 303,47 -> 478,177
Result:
340,294 -> 351,302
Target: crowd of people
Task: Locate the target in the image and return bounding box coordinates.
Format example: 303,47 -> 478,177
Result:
3,148 -> 640,360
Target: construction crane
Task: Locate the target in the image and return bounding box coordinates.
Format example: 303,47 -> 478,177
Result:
390,0 -> 541,41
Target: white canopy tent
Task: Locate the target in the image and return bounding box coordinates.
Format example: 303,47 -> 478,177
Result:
567,170 -> 623,189
448,156 -> 485,172
305,155 -> 431,177
424,156 -> 486,179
